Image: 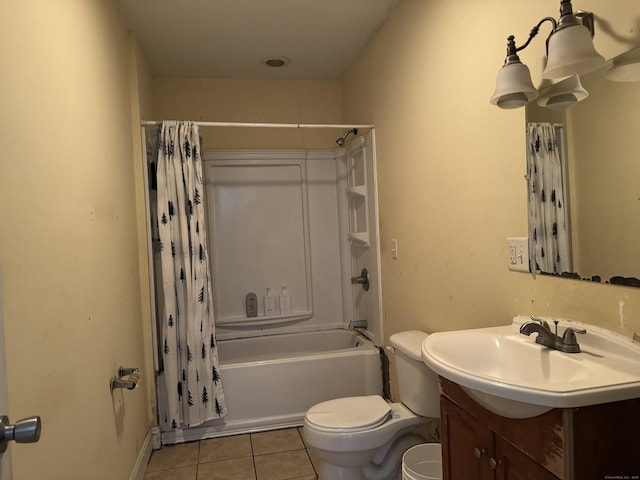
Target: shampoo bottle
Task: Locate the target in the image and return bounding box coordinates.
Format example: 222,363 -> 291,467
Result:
246,292 -> 257,317
279,286 -> 291,315
264,288 -> 275,316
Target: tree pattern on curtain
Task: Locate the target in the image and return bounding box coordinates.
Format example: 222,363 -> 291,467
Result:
155,120 -> 227,429
526,122 -> 570,275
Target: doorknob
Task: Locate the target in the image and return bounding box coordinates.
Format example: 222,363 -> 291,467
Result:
0,415 -> 41,453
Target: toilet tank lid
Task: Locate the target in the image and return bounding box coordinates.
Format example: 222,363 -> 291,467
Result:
389,330 -> 428,361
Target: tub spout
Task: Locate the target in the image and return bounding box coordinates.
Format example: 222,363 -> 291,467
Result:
348,320 -> 368,330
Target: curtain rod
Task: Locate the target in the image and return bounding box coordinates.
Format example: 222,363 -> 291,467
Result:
141,121 -> 374,129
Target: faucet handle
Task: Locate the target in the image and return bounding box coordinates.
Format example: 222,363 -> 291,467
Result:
562,327 -> 586,351
563,327 -> 586,339
530,315 -> 550,330
350,268 -> 370,292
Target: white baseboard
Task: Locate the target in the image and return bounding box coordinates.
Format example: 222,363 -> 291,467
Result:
129,428 -> 155,480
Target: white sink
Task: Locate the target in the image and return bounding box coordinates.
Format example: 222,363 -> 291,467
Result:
421,316 -> 640,418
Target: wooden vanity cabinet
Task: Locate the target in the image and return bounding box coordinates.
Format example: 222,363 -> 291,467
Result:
439,377 -> 640,480
441,396 -> 558,480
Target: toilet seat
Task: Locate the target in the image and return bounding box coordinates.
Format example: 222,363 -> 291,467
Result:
303,400 -> 426,454
305,395 -> 391,433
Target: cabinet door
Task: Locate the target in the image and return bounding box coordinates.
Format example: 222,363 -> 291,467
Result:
494,437 -> 559,480
441,397 -> 494,480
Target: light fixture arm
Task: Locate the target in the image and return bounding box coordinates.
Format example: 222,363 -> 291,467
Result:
515,17 -> 558,54
503,17 -> 557,66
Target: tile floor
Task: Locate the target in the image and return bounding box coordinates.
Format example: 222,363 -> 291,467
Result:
144,427 -> 320,480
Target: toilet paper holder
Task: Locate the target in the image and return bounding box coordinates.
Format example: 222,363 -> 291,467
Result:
110,366 -> 140,392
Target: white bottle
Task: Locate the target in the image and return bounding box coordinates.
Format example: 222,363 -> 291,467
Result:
264,288 -> 275,316
279,286 -> 291,315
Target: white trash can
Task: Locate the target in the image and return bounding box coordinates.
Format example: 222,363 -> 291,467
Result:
402,443 -> 442,480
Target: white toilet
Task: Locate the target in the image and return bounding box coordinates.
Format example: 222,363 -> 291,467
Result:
303,330 -> 440,480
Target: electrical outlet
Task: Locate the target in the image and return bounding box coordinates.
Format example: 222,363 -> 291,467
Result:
507,237 -> 529,272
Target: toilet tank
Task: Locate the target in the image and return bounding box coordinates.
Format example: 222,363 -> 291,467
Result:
389,330 -> 440,418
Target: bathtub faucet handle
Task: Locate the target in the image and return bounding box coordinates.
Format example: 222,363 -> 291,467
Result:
348,320 -> 368,330
351,268 -> 370,291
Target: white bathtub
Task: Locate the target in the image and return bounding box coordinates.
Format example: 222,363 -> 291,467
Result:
160,329 -> 382,444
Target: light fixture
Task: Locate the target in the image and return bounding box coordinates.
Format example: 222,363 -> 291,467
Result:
537,75 -> 588,109
264,56 -> 290,68
489,36 -> 539,109
604,61 -> 640,82
604,47 -> 640,82
490,0 -> 605,109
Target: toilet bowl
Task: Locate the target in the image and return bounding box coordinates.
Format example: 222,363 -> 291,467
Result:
304,396 -> 427,479
303,331 -> 440,480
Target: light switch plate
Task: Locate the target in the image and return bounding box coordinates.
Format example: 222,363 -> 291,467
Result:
391,239 -> 399,260
507,237 -> 529,272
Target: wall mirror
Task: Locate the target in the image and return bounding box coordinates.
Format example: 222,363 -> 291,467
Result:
525,44 -> 640,288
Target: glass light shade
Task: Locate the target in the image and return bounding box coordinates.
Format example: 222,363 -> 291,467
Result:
604,61 -> 640,82
537,75 -> 588,109
542,24 -> 606,79
490,62 -> 539,109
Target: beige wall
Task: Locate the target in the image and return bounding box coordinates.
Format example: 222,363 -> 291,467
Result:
342,0 -> 640,340
153,78 -> 345,150
0,1 -> 151,479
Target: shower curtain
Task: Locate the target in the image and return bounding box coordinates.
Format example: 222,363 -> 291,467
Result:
155,120 -> 226,429
526,122 -> 570,275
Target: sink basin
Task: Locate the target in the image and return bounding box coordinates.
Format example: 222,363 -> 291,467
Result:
421,316 -> 640,418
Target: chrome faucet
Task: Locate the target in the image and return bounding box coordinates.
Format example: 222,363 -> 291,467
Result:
348,320 -> 368,330
519,316 -> 586,353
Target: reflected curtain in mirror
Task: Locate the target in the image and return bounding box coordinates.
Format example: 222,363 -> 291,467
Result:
526,122 -> 571,275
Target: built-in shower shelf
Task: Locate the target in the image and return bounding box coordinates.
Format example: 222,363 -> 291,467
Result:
348,232 -> 370,247
216,311 -> 313,327
347,186 -> 367,197
344,143 -> 371,248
